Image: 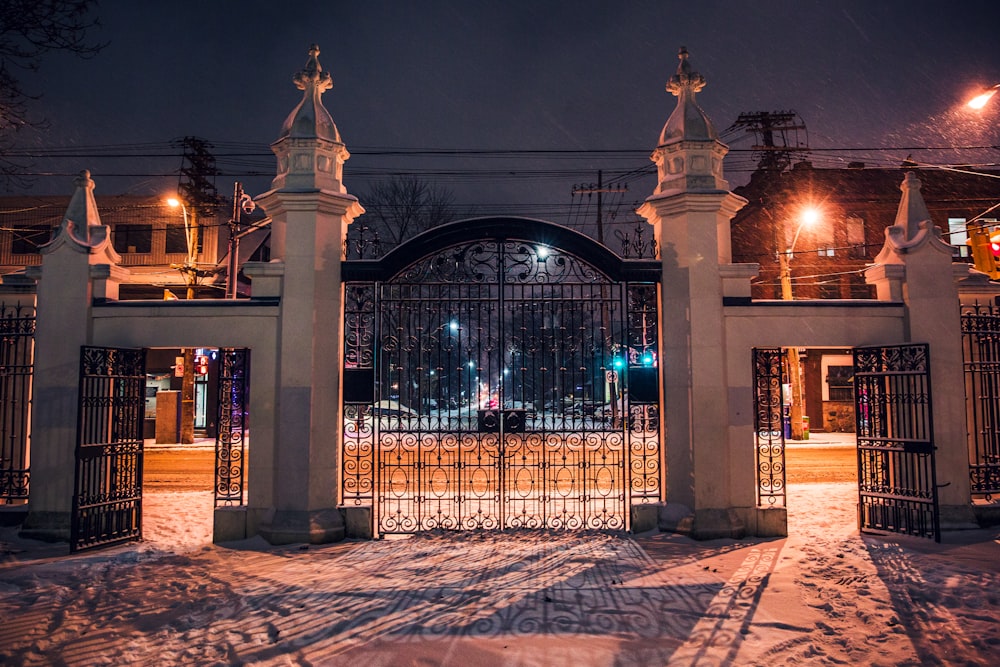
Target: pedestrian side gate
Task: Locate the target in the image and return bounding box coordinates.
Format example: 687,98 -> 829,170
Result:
853,343 -> 940,542
71,346 -> 146,552
342,218 -> 662,535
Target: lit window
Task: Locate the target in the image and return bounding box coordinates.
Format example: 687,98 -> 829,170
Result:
949,217 -> 969,258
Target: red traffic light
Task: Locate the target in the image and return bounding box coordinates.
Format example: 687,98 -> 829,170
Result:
195,355 -> 209,375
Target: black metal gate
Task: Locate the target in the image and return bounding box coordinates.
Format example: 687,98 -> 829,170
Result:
71,346 -> 146,552
752,348 -> 786,507
853,344 -> 940,541
215,348 -> 250,506
342,219 -> 661,535
0,302 -> 34,504
961,303 -> 1000,500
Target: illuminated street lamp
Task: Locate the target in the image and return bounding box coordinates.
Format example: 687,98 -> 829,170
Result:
967,83 -> 1000,110
167,197 -> 202,300
778,206 -> 819,440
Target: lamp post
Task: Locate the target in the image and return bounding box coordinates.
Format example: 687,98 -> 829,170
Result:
967,83 -> 1000,110
778,207 -> 819,440
226,182 -> 258,299
167,197 -> 199,300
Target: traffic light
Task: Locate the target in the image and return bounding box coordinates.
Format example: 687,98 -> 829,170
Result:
194,355 -> 209,376
967,224 -> 1000,280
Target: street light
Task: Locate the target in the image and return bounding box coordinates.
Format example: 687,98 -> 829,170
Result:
166,197 -> 200,299
967,83 -> 999,110
778,206 -> 819,440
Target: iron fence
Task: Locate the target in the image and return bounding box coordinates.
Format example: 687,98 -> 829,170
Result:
0,302 -> 34,503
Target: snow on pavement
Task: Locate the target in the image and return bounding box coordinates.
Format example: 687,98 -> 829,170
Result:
0,483 -> 998,666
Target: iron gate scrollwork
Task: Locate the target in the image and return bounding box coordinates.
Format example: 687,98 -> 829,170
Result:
216,348 -> 250,506
853,344 -> 940,542
0,302 -> 34,503
753,348 -> 786,506
342,219 -> 661,535
961,303 -> 1000,500
71,346 -> 146,552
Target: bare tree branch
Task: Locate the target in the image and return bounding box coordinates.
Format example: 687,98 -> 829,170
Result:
360,176 -> 458,248
0,0 -> 106,186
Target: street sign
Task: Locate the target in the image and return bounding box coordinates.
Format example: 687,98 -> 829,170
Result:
174,356 -> 185,377
606,370 -> 618,384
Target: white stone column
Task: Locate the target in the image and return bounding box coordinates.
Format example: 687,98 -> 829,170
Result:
252,45 -> 364,544
640,191 -> 747,538
254,191 -> 362,544
20,170 -> 121,541
867,173 -> 977,529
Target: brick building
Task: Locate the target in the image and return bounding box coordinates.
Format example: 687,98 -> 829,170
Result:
730,161 -> 1000,300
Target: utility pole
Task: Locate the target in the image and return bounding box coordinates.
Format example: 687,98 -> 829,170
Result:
724,111 -> 808,173
226,182 -> 258,299
572,171 -> 628,426
173,137 -> 221,299
173,137 -> 220,443
572,170 -> 628,245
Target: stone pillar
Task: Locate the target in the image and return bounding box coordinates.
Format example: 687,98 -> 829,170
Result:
866,172 -> 977,529
636,48 -> 748,538
640,192 -> 747,538
20,170 -> 122,542
253,45 -> 364,544
254,192 -> 361,544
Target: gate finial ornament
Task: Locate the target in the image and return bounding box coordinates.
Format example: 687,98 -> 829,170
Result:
278,43 -> 343,144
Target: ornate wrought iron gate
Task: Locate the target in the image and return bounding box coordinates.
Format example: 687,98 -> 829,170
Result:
961,303 -> 1000,500
0,303 -> 34,504
853,344 -> 940,542
215,348 -> 250,506
752,348 -> 786,507
71,346 -> 146,552
342,220 -> 661,535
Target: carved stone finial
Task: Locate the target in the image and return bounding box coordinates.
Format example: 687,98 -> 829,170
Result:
666,46 -> 706,97
293,44 -> 332,94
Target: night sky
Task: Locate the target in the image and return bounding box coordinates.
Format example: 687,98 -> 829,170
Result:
10,0 -> 1000,225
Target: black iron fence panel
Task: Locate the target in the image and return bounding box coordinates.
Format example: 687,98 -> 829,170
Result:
216,348 -> 250,506
71,346 -> 146,553
0,303 -> 34,503
961,303 -> 1000,499
753,348 -> 786,506
343,236 -> 660,535
853,344 -> 940,542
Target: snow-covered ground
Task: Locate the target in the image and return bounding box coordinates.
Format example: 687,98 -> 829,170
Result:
1,482 -> 998,666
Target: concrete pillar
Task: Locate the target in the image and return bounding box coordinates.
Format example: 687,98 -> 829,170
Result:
868,173 -> 977,530
253,45 -> 364,544
20,170 -> 122,542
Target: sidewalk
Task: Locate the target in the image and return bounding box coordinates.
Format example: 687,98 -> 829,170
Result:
784,430 -> 856,448
144,436 -> 218,450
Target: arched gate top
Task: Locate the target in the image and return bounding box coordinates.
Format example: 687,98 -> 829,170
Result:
342,216 -> 661,283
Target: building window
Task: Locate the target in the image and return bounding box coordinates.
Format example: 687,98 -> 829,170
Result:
845,214 -> 866,259
818,247 -> 835,257
826,365 -> 854,402
113,224 -> 152,253
949,217 -> 969,258
165,223 -> 203,254
11,225 -> 52,254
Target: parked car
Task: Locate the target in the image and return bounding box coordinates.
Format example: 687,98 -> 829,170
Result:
371,400 -> 418,419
